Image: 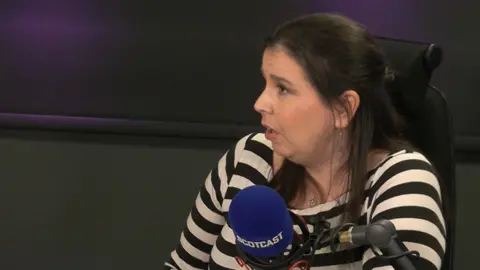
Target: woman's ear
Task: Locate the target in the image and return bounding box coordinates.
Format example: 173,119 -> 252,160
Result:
333,90 -> 360,129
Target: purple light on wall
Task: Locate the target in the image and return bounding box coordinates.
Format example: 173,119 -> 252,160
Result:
0,1 -> 125,69
309,0 -> 423,41
0,1 -> 129,112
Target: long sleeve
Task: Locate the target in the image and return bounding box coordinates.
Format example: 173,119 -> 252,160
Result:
164,135 -> 250,270
362,152 -> 447,270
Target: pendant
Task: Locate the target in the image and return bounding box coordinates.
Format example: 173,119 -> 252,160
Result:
308,198 -> 316,207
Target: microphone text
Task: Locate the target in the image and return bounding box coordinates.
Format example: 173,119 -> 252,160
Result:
236,232 -> 284,248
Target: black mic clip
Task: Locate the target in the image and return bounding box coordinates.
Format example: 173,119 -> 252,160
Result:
234,212 -> 332,270
367,220 -> 420,269
302,215 -> 331,257
334,219 -> 420,270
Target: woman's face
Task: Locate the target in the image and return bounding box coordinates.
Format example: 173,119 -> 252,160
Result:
254,47 -> 337,165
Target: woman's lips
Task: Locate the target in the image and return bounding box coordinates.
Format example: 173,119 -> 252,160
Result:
265,127 -> 278,141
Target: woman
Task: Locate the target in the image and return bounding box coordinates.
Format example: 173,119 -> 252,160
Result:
165,13 -> 446,270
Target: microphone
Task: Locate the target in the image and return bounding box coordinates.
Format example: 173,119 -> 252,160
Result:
336,220 -> 418,270
228,185 -> 330,270
228,185 -> 294,258
228,186 -> 417,270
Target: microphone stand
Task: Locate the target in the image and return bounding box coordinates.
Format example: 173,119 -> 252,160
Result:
234,214 -> 332,270
346,219 -> 417,270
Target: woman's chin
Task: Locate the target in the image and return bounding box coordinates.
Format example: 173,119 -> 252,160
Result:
273,145 -> 308,166
272,145 -> 293,160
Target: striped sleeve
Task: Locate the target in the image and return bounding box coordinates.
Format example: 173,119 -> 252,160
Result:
164,134 -> 251,270
362,152 -> 446,270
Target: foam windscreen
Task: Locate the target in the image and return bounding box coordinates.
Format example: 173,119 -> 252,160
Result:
228,185 -> 293,258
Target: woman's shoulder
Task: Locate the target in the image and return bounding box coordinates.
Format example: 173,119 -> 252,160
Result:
240,132 -> 272,147
225,133 -> 274,187
235,132 -> 274,164
375,149 -> 433,174
367,149 -> 439,195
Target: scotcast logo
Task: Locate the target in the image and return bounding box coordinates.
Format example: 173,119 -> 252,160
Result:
235,231 -> 284,248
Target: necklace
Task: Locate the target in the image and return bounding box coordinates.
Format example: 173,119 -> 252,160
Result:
308,198 -> 317,207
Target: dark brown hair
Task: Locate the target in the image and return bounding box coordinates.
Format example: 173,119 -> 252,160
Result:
265,13 -> 409,222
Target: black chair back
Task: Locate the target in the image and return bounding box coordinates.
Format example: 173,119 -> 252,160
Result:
374,36 -> 456,270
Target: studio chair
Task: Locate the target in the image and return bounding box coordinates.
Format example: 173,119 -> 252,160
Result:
374,36 -> 456,270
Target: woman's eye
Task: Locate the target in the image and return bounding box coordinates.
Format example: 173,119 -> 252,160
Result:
278,86 -> 289,95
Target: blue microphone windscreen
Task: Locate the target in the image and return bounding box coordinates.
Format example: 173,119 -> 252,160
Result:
228,185 -> 293,258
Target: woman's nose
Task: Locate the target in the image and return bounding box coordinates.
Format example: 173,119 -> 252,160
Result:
254,90 -> 272,114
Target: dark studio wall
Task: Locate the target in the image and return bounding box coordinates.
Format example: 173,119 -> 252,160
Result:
0,0 -> 478,270
0,130 -> 234,270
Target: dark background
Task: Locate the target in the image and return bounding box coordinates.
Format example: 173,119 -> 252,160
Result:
0,0 -> 478,144
0,0 -> 478,269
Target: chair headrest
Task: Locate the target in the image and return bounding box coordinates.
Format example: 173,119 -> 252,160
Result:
374,37 -> 443,116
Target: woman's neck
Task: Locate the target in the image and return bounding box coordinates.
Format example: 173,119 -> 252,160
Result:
304,162 -> 349,202
302,149 -> 389,204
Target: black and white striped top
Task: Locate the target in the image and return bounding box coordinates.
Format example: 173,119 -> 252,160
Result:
165,133 -> 446,270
